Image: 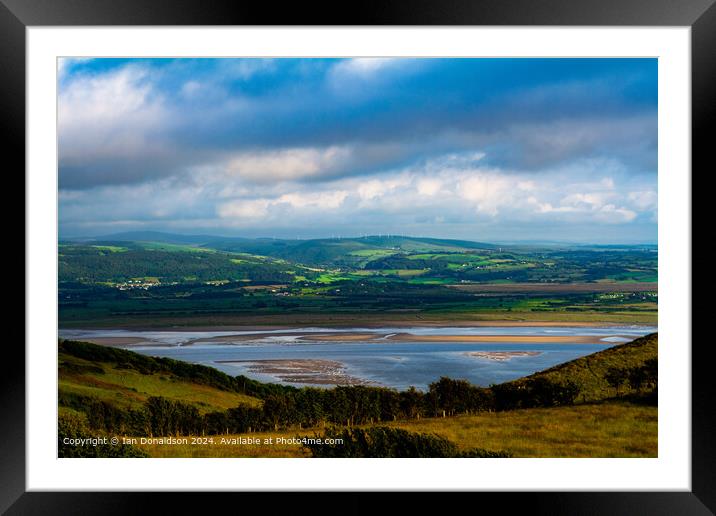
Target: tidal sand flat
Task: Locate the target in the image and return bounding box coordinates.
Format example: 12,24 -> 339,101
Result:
385,334 -> 606,344
69,331 -> 622,347
72,336 -> 156,347
59,325 -> 656,390
464,351 -> 542,362
216,359 -> 375,386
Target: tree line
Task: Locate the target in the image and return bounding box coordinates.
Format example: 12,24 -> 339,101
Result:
59,375 -> 583,438
59,340 -> 657,440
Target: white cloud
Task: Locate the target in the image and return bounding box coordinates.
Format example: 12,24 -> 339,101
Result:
517,180 -> 536,191
357,176 -> 410,201
595,204 -> 637,223
225,146 -> 353,182
561,192 -> 612,209
327,58 -> 422,96
331,58 -> 398,79
457,173 -> 515,216
217,199 -> 271,220
277,191 -> 348,209
416,178 -> 442,196
533,187 -> 639,223
528,198 -> 578,214
628,190 -> 657,210
63,162 -> 654,236
217,190 -> 348,225
59,65 -> 168,161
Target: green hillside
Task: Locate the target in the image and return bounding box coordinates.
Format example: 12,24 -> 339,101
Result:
506,332 -> 658,402
198,235 -> 496,268
60,233 -> 659,285
59,243 -> 295,284
59,341 -> 262,414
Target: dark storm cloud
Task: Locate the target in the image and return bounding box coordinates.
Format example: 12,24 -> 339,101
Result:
59,58 -> 657,190
58,58 -> 658,243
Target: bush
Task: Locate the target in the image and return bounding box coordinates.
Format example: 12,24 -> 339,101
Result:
58,412 -> 148,458
303,426 -> 510,458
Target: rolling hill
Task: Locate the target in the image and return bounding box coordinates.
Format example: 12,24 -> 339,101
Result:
58,232 -> 658,327
70,232 -> 498,267
61,231 -> 657,281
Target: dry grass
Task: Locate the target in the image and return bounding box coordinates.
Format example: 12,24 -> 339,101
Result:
386,402 -> 657,457
133,430 -> 310,458
129,401 -> 656,458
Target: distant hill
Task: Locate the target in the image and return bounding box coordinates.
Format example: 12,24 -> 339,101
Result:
209,235 -> 496,265
81,231 -> 497,249
59,229 -> 659,291
66,232 -> 499,267
65,231 -> 241,246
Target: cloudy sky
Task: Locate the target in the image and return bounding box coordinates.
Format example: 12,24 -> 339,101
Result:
58,58 -> 657,243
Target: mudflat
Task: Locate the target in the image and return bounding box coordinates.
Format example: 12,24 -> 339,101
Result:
384,334 -> 606,344
215,358 -> 374,386
464,351 -> 542,362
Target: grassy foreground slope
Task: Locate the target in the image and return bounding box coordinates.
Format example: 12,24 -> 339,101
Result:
132,401 -> 656,458
58,335 -> 657,458
387,402 -> 656,457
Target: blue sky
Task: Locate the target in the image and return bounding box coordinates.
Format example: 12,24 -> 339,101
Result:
58,58 -> 657,243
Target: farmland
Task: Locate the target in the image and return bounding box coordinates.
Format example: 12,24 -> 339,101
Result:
59,232 -> 657,327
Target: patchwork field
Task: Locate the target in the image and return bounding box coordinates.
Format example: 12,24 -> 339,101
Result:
59,234 -> 657,328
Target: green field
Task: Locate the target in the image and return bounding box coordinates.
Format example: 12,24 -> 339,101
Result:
58,233 -> 657,328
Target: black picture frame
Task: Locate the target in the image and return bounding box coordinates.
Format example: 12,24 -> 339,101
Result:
5,0 -> 710,513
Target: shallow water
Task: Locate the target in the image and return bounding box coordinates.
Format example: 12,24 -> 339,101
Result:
59,325 -> 656,391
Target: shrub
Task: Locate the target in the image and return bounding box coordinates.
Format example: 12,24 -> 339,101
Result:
303,426 -> 510,458
58,412 -> 148,458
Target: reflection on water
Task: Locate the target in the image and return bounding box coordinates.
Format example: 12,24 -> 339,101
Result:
59,325 -> 656,391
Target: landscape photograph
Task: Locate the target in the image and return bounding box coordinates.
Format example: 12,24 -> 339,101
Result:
57,57 -> 658,458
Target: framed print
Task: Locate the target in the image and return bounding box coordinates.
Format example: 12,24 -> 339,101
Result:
6,0 -> 712,513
